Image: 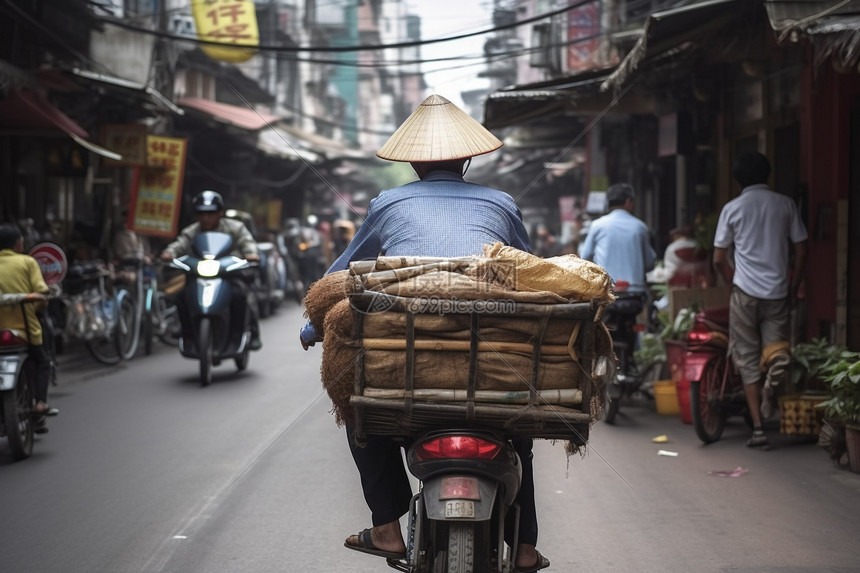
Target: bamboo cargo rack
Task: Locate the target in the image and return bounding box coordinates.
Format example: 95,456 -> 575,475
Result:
348,292 -> 605,444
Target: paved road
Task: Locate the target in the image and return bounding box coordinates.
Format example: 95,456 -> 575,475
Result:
1,303 -> 859,572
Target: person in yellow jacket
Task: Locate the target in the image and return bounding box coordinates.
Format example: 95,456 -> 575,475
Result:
0,224 -> 56,433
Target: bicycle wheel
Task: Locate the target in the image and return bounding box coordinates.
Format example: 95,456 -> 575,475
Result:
86,303 -> 122,365
691,355 -> 728,443
115,289 -> 140,360
142,288 -> 154,355
157,298 -> 181,347
2,361 -> 34,461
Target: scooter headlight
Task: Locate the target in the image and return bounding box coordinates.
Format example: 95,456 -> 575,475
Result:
197,259 -> 220,277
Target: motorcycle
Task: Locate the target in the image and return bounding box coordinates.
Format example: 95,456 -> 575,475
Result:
169,232 -> 258,386
383,429 -> 523,573
253,240 -> 285,318
683,306 -> 750,443
0,303 -> 41,460
603,280 -> 647,424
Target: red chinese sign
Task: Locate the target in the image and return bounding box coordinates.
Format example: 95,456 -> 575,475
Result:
193,0 -> 259,63
129,135 -> 188,238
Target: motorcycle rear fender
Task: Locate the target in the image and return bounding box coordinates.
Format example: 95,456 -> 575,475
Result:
684,351 -> 717,382
421,475 -> 498,521
0,354 -> 24,391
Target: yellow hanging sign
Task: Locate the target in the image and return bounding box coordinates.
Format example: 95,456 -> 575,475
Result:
193,0 -> 259,63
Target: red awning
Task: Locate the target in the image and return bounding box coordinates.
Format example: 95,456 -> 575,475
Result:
0,89 -> 89,138
0,89 -> 123,161
178,97 -> 280,131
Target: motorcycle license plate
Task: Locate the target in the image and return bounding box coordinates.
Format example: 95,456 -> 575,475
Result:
445,500 -> 475,518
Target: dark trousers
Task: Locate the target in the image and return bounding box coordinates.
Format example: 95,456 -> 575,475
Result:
28,344 -> 50,404
346,428 -> 538,546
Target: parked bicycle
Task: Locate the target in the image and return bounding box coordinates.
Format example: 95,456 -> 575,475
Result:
141,262 -> 181,355
113,257 -> 145,360
55,261 -> 134,365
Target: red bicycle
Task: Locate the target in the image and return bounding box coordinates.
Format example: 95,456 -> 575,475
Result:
684,306 -> 751,443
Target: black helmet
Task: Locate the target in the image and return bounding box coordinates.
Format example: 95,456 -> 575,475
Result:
193,190 -> 224,213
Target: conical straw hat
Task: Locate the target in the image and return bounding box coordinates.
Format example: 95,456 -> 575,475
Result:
376,94 -> 503,162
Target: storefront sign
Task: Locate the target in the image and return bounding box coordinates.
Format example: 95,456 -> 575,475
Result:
101,124 -> 148,166
567,2 -> 600,72
29,242 -> 67,285
193,0 -> 259,63
129,135 -> 188,238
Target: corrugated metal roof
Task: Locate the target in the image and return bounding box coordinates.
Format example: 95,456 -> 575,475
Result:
601,0 -> 744,93
766,0 -> 860,68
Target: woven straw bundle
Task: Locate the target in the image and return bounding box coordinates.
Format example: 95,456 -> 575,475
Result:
320,299 -> 358,425
303,270 -> 362,335
376,94 -> 502,162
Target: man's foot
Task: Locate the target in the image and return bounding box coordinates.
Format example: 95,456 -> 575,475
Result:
344,527 -> 406,559
33,415 -> 49,435
33,402 -> 59,417
514,548 -> 550,573
746,429 -> 769,449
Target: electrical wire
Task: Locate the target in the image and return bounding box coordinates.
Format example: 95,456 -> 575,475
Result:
95,0 -> 594,53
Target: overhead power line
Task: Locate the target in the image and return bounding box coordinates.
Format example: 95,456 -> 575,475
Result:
97,0 -> 593,53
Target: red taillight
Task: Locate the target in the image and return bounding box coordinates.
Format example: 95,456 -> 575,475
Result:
633,324 -> 646,332
415,436 -> 502,461
686,322 -> 713,344
0,330 -> 27,346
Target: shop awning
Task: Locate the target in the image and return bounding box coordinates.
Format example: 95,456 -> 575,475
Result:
178,97 -> 281,131
257,126 -> 322,163
70,68 -> 184,115
766,0 -> 860,69
601,0 -> 743,93
276,124 -> 368,160
0,89 -> 122,160
484,67 -> 656,130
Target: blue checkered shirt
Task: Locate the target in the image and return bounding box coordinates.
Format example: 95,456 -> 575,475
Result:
300,169 -> 531,342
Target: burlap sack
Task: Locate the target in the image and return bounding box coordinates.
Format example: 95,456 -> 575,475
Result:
480,243 -> 614,304
362,349 -> 582,391
362,312 -> 584,346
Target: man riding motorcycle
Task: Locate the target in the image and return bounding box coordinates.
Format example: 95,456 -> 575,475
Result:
299,94 -> 548,573
160,190 -> 263,351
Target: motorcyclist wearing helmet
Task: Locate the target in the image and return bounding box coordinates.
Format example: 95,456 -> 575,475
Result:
160,190 -> 262,350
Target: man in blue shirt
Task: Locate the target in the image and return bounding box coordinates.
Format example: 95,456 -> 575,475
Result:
580,184 -> 655,386
579,183 -> 656,297
300,94 -> 548,573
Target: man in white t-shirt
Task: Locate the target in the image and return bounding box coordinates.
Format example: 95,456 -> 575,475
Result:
713,152 -> 808,449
